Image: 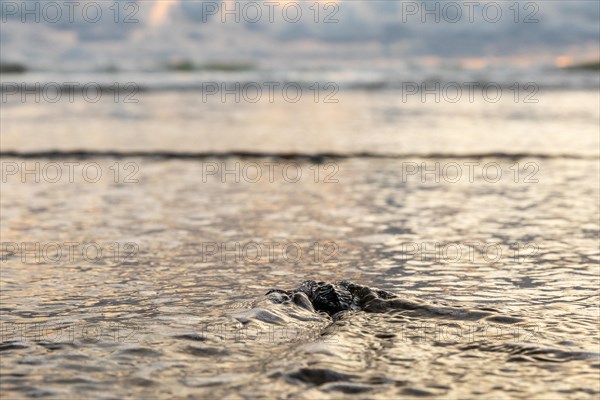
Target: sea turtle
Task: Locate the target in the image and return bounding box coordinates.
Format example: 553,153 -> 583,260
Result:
266,280 -> 397,316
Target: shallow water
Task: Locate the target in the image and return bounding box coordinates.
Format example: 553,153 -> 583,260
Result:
2,88 -> 599,157
1,155 -> 598,398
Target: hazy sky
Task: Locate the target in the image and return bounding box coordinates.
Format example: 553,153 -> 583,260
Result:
1,0 -> 598,70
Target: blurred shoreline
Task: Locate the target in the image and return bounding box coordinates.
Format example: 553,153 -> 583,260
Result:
1,64 -> 599,91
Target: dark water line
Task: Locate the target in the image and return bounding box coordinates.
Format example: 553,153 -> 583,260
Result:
0,150 -> 597,161
1,83 -> 599,93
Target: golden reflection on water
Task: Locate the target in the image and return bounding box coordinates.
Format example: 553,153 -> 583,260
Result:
1,156 -> 598,398
1,89 -> 598,155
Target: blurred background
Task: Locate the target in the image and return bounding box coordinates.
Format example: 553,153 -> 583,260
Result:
1,0 -> 599,155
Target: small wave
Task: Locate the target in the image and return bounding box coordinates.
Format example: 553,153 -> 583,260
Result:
1,78 -> 598,93
1,150 -> 596,161
259,281 -> 600,364
461,342 -> 600,362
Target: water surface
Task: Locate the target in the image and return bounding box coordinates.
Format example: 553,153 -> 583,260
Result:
1,82 -> 599,398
